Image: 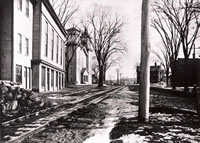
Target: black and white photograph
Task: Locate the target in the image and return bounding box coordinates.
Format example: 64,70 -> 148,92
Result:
0,0 -> 200,142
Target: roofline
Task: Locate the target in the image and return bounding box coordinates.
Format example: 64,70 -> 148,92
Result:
66,27 -> 81,33
41,0 -> 67,36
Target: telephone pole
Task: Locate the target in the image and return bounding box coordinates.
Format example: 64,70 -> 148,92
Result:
139,0 -> 151,122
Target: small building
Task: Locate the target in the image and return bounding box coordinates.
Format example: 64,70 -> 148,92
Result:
137,63 -> 162,83
0,0 -> 35,89
66,27 -> 92,85
31,0 -> 66,92
174,58 -> 200,87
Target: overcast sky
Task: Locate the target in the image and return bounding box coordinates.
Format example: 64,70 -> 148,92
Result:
69,0 -> 200,80
69,0 -> 143,79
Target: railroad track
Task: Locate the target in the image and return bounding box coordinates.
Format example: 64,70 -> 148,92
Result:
1,87 -> 102,127
1,86 -> 124,143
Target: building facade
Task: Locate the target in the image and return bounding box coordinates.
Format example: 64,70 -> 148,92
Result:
31,0 -> 66,92
0,0 -> 34,89
174,58 -> 200,87
0,0 -> 66,92
66,28 -> 92,85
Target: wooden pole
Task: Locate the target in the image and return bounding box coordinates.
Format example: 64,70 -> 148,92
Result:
139,0 -> 151,122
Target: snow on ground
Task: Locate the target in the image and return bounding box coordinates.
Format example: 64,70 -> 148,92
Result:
23,86 -> 200,143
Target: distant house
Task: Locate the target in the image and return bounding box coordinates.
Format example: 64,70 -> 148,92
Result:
174,58 -> 200,87
137,63 -> 162,83
66,27 -> 92,85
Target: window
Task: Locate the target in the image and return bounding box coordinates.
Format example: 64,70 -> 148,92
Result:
47,68 -> 50,90
42,66 -> 46,87
18,0 -> 22,10
51,29 -> 54,60
45,21 -> 48,57
18,33 -> 22,53
59,73 -> 61,89
84,75 -> 88,82
51,70 -> 54,87
56,35 -> 59,63
25,38 -> 29,56
56,71 -> 58,87
24,67 -> 27,89
16,65 -> 22,83
60,40 -> 63,65
62,74 -> 64,87
26,0 -> 29,17
29,68 -> 31,89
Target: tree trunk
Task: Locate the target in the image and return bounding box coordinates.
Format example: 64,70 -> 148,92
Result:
184,57 -> 189,92
171,70 -> 176,89
98,66 -> 104,87
166,67 -> 169,87
103,67 -> 106,82
139,0 -> 151,122
65,66 -> 69,87
170,62 -> 176,89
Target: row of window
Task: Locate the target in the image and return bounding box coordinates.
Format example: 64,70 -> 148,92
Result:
18,0 -> 30,17
44,21 -> 64,66
41,66 -> 64,90
17,33 -> 29,56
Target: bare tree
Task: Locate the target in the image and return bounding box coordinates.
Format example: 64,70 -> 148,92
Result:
154,0 -> 200,91
91,56 -> 99,82
82,7 -> 126,87
91,54 -> 121,83
50,0 -> 79,28
151,2 -> 182,88
65,27 -> 83,86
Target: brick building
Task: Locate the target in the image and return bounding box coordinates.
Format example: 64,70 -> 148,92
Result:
174,58 -> 200,87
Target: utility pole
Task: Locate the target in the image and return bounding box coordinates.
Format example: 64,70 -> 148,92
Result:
139,0 -> 151,122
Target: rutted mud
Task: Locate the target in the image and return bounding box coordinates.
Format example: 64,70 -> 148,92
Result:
22,87 -> 199,143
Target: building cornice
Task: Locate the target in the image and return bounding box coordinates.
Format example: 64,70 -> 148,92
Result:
31,59 -> 65,72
